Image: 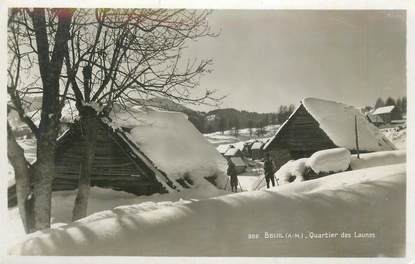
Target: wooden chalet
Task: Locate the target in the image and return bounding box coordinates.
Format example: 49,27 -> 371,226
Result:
53,119 -> 174,195
250,141 -> 264,160
366,113 -> 384,127
224,146 -> 244,158
216,144 -> 231,156
229,157 -> 247,174
241,141 -> 254,158
264,98 -> 396,170
8,107 -> 228,208
371,105 -> 403,124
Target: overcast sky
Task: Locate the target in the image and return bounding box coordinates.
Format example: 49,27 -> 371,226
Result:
183,10 -> 406,113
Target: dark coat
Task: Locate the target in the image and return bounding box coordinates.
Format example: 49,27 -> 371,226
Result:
264,159 -> 274,178
227,161 -> 237,177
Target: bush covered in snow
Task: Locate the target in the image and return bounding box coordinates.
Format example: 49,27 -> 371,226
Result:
302,148 -> 352,180
306,148 -> 351,173
274,158 -> 308,185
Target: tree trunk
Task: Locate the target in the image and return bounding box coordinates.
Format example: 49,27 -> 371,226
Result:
7,123 -> 34,233
27,8 -> 74,231
72,107 -> 98,221
31,132 -> 57,231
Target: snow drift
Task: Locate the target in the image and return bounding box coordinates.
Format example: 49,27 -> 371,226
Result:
104,105 -> 228,188
9,163 -> 405,257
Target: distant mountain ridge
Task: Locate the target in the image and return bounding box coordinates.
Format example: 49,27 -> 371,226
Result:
8,96 -> 279,134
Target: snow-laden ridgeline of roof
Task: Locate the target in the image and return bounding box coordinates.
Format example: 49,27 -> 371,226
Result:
302,97 -> 395,151
10,163 -> 405,256
372,105 -> 396,115
104,105 -> 227,187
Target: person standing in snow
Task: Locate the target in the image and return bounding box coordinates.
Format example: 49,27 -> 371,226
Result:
227,159 -> 239,192
264,153 -> 275,188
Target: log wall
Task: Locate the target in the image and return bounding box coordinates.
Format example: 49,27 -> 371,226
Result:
267,104 -> 337,170
53,121 -> 164,195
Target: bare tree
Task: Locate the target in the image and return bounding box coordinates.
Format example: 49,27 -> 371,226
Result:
218,117 -> 226,135
247,119 -> 254,137
233,118 -> 240,137
8,8 -> 74,232
62,9 -> 222,220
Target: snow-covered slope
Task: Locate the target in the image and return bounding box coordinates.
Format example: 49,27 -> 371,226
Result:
104,105 -> 228,187
302,97 -> 396,151
9,163 -> 405,257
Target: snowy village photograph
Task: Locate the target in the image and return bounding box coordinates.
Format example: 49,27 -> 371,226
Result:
4,7 -> 408,258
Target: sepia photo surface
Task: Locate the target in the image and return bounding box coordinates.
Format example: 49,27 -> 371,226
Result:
2,2 -> 412,262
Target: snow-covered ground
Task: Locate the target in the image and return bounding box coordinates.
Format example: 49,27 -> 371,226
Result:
9,158 -> 263,246
9,162 -> 406,256
254,149 -> 405,190
8,181 -> 229,247
382,127 -> 406,150
204,124 -> 279,146
235,160 -> 264,192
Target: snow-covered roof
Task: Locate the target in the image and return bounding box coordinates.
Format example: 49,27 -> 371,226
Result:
233,141 -> 246,151
104,105 -> 227,185
224,147 -> 240,157
251,142 -> 263,150
230,157 -> 246,167
260,138 -> 271,144
372,105 -> 396,115
216,144 -> 231,154
302,98 -> 395,151
264,98 -> 395,152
